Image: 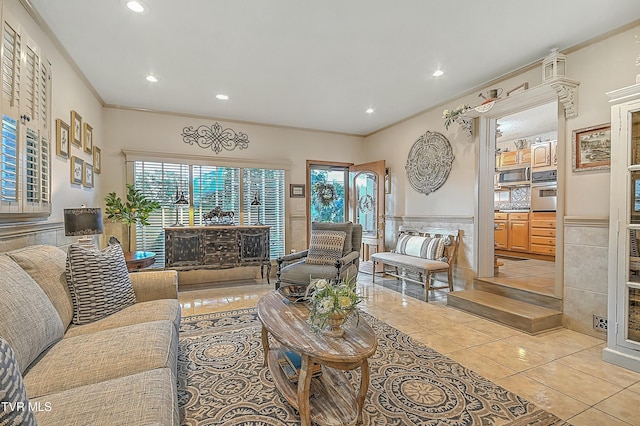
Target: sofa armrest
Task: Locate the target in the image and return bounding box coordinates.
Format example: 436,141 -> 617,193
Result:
277,250 -> 309,263
334,251 -> 360,271
129,270 -> 178,302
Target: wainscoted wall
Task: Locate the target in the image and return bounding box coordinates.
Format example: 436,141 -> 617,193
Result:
0,223 -> 77,252
563,217 -> 609,338
385,215 -> 475,290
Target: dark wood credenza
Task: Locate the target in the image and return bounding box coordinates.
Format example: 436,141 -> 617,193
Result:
164,225 -> 271,282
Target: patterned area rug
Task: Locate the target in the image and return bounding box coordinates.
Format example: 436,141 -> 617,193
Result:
178,308 -> 569,425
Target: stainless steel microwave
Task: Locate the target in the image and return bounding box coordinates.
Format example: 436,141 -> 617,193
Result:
497,167 -> 530,186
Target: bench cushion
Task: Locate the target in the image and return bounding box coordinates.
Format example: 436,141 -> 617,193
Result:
395,234 -> 446,260
371,252 -> 449,271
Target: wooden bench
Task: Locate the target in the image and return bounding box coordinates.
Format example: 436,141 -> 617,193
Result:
371,228 -> 460,301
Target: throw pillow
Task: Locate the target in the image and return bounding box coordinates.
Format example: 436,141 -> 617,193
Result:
311,222 -> 353,256
65,243 -> 137,325
396,235 -> 447,260
306,230 -> 346,265
0,337 -> 37,426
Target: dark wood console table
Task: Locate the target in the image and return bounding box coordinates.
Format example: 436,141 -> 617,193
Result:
164,225 -> 271,283
124,251 -> 156,272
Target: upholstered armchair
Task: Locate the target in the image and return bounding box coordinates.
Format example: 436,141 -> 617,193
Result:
276,222 -> 362,289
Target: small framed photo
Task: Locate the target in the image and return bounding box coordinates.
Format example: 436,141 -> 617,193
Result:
71,156 -> 83,184
83,122 -> 93,154
70,110 -> 82,146
290,184 -> 305,198
56,119 -> 69,158
572,123 -> 611,172
507,82 -> 529,97
93,146 -> 101,174
83,162 -> 94,188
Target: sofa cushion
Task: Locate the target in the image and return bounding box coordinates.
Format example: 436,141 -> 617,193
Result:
65,244 -> 137,325
32,368 -> 178,426
395,234 -> 446,260
8,245 -> 74,329
23,320 -> 177,398
0,337 -> 37,426
311,222 -> 353,256
306,230 -> 346,265
0,255 -> 64,373
64,299 -> 181,338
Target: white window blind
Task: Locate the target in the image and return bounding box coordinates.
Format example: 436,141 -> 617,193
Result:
242,168 -> 285,259
192,165 -> 240,226
1,115 -> 17,204
132,160 -> 285,266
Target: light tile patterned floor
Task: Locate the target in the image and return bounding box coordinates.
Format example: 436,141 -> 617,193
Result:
178,273 -> 640,425
492,257 -> 556,295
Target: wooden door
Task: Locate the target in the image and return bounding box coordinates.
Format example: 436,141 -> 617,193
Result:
494,220 -> 508,249
531,143 -> 551,168
508,220 -> 530,251
350,160 -> 385,271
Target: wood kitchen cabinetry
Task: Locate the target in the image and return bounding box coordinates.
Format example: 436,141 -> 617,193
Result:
531,140 -> 557,169
499,149 -> 530,167
494,212 -> 529,252
530,212 -> 556,256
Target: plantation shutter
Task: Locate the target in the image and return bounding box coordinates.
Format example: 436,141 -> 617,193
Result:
192,165 -> 240,226
243,168 -> 285,258
0,115 -> 18,211
133,161 -> 190,266
1,20 -> 20,114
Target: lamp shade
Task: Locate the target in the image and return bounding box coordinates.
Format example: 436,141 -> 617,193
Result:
251,193 -> 261,206
64,207 -> 104,236
174,191 -> 189,205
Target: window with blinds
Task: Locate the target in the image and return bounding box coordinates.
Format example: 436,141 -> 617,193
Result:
1,115 -> 18,205
133,160 -> 285,266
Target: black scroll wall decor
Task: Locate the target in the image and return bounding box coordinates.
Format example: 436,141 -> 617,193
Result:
181,122 -> 250,154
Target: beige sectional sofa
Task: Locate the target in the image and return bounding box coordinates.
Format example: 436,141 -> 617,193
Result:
0,245 -> 181,425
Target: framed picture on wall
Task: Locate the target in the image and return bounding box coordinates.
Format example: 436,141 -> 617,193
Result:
572,123 -> 611,172
70,110 -> 82,146
71,156 -> 83,184
83,163 -> 94,188
83,122 -> 93,154
93,146 -> 101,174
56,119 -> 70,158
290,184 -> 305,198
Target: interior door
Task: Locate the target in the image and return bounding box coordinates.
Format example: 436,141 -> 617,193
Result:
350,160 -> 385,272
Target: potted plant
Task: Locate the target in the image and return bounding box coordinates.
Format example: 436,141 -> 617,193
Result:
104,184 -> 161,251
305,275 -> 365,337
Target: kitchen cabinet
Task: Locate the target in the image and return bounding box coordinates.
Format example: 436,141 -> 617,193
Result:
508,212 -> 530,252
499,149 -> 530,168
530,212 -> 556,256
494,213 -> 508,249
494,212 -> 529,252
605,83 -> 640,372
531,140 -> 557,169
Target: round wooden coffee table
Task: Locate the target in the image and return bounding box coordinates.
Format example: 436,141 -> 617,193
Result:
257,290 -> 377,426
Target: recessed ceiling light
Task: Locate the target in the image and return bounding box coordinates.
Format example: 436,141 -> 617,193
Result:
432,70 -> 444,77
366,108 -> 374,114
145,75 -> 158,83
216,94 -> 229,100
126,1 -> 145,13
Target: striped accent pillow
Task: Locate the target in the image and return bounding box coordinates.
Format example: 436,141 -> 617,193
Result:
306,230 -> 347,265
395,235 -> 447,260
65,243 -> 137,325
0,337 -> 37,426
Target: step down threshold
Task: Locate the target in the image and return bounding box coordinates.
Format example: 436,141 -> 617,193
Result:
447,289 -> 562,335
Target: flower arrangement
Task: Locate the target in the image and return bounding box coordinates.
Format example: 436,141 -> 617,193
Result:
442,104 -> 472,130
305,276 -> 365,333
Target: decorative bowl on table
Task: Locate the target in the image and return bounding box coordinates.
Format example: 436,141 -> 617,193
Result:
278,284 -> 312,302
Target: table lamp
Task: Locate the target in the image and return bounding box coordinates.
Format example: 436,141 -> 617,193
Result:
64,206 -> 104,248
172,190 -> 189,226
251,193 -> 262,225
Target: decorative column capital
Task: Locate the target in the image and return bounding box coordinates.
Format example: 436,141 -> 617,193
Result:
549,78 -> 579,119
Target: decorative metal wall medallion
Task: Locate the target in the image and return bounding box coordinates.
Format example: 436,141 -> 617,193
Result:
405,131 -> 454,196
181,122 -> 250,154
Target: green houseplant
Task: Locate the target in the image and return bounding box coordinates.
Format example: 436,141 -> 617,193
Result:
104,184 -> 161,251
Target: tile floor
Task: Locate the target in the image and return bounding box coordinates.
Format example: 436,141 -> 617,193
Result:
492,256 -> 556,296
178,273 -> 640,425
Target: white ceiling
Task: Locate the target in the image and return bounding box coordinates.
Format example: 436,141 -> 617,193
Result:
27,0 -> 640,135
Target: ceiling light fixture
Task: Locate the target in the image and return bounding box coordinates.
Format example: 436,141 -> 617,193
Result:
216,94 -> 229,100
126,1 -> 145,13
432,70 -> 444,77
366,108 -> 375,114
145,75 -> 158,83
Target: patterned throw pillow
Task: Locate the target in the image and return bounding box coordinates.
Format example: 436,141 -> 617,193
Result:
395,235 -> 447,260
0,337 -> 37,426
306,230 -> 347,265
65,243 -> 137,325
